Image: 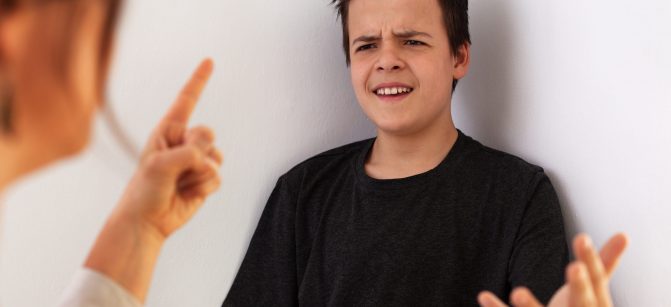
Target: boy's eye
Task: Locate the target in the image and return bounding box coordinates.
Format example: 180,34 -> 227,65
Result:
405,40 -> 425,46
355,44 -> 376,52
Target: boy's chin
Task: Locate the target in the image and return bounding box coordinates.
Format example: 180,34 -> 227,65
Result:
373,120 -> 421,137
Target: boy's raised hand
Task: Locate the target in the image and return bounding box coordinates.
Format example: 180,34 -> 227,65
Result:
477,233 -> 629,307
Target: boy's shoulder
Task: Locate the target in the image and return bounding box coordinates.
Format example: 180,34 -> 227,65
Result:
281,138 -> 373,180
458,133 -> 547,184
466,135 -> 543,170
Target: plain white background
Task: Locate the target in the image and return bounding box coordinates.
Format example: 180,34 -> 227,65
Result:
1,0 -> 669,306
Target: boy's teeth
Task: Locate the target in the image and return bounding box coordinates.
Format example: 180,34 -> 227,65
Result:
376,87 -> 412,96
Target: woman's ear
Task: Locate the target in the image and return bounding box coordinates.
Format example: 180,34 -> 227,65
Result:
0,15 -> 12,69
0,13 -> 16,133
452,43 -> 471,81
0,8 -> 32,70
0,8 -> 32,134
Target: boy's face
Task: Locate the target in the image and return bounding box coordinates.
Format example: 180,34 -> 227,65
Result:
348,0 -> 469,136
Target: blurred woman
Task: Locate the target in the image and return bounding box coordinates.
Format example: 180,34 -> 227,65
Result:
0,0 -> 221,306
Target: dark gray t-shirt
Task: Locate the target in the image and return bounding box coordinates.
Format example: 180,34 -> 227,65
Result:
223,131 -> 568,306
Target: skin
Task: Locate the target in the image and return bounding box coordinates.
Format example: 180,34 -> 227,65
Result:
348,0 -> 470,180
348,0 -> 629,305
0,1 -> 221,303
478,233 -> 629,307
0,2 -> 103,186
84,60 -> 221,302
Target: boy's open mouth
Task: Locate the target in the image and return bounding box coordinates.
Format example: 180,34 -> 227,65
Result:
373,86 -> 414,97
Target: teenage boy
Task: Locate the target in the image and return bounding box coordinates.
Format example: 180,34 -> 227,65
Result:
223,0 -> 626,306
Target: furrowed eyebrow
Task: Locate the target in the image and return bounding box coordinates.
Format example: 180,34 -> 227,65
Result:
351,30 -> 433,47
393,30 -> 433,39
351,35 -> 381,47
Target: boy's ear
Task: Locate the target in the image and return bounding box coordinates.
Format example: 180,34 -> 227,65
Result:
452,43 -> 471,81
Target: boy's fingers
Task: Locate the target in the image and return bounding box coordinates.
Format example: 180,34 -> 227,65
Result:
567,262 -> 597,307
510,287 -> 543,307
478,291 -> 509,307
162,58 -> 214,125
599,233 -> 629,277
573,235 -> 611,305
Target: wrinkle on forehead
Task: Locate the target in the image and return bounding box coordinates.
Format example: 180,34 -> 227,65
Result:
348,0 -> 445,41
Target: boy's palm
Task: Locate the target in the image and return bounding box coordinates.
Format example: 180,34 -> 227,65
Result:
478,233 -> 628,307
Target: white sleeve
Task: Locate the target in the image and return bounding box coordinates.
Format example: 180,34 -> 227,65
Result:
57,268 -> 143,307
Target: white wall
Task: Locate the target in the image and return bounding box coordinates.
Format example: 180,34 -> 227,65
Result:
1,0 -> 669,306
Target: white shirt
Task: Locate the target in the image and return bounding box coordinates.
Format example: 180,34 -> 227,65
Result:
57,268 -> 142,307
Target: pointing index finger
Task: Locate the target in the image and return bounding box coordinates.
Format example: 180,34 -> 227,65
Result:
162,58 -> 214,125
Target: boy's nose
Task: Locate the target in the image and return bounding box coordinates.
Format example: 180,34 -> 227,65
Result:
375,45 -> 405,72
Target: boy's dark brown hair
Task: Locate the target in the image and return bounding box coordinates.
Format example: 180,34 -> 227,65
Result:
330,0 -> 471,90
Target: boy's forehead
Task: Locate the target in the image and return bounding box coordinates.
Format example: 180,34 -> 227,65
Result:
348,0 -> 444,36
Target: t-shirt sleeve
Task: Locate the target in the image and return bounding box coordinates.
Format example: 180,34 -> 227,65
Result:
507,173 -> 569,304
223,175 -> 298,306
57,268 -> 143,307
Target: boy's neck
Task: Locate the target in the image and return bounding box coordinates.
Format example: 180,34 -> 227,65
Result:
365,118 -> 458,180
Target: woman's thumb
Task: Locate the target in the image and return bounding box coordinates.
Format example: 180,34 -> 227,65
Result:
145,145 -> 207,179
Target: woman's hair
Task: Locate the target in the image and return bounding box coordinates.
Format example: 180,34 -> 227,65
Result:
0,0 -> 139,161
1,0 -> 123,81
0,0 -> 124,135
